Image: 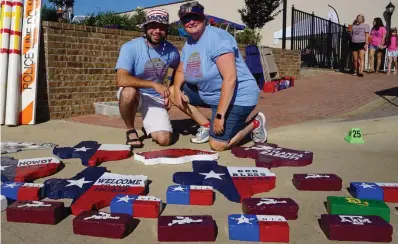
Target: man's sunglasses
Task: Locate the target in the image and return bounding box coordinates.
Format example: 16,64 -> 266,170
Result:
180,14 -> 205,24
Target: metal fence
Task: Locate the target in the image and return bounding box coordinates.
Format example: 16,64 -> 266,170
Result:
291,6 -> 351,71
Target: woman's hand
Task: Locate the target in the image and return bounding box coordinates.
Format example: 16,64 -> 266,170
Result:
173,89 -> 189,108
213,117 -> 225,135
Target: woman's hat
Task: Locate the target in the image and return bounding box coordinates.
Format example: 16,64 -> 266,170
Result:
140,8 -> 169,29
178,1 -> 205,19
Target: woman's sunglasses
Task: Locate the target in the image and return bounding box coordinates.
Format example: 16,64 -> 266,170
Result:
180,14 -> 205,24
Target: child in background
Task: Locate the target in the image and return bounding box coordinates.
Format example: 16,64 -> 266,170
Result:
386,27 -> 398,75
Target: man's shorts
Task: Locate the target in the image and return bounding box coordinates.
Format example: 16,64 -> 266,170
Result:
117,87 -> 173,135
182,83 -> 256,143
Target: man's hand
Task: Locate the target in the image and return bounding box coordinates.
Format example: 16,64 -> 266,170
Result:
153,83 -> 170,98
213,117 -> 225,135
174,89 -> 189,108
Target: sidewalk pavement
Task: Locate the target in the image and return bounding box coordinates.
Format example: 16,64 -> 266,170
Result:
1,114 -> 398,244
68,71 -> 398,131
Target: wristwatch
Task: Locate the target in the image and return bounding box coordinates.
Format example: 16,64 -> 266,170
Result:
216,113 -> 223,119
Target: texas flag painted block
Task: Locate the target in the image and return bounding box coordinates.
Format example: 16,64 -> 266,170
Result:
376,183 -> 398,202
44,167 -> 107,201
242,198 -> 299,220
293,174 -> 342,191
1,156 -> 62,182
1,182 -> 44,201
173,161 -> 276,203
6,200 -> 68,225
134,148 -> 219,165
71,172 -> 148,216
110,194 -> 162,218
166,185 -> 214,205
232,143 -> 313,169
158,215 -> 216,242
73,211 -> 136,239
350,182 -> 383,200
228,214 -> 289,242
320,214 -> 393,242
53,141 -> 132,166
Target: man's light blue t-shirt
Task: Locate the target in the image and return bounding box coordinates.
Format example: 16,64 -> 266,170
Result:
115,37 -> 180,97
181,26 -> 260,106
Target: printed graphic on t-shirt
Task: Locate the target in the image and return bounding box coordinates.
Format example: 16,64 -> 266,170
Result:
186,52 -> 203,78
372,30 -> 382,38
353,27 -> 366,36
143,58 -> 167,81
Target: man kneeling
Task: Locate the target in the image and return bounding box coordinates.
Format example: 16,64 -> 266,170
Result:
114,9 -> 180,147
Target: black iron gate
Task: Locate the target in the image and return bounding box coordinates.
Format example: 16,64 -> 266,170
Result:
291,5 -> 351,71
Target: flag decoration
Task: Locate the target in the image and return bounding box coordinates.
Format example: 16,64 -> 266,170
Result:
44,167 -> 107,200
158,215 -> 216,242
133,148 -> 219,165
350,182 -> 398,202
1,141 -> 57,154
73,211 -> 137,239
6,200 -> 68,225
228,214 -> 289,242
70,172 -> 148,216
320,214 -> 393,242
166,185 -> 214,205
242,198 -> 299,220
232,143 -> 313,169
293,173 -> 342,191
1,156 -> 63,182
173,161 -> 276,203
110,194 -> 162,218
53,141 -> 132,166
1,182 -> 44,200
326,196 -> 390,222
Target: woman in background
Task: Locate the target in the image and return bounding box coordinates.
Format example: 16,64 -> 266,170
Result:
368,18 -> 387,73
349,14 -> 370,77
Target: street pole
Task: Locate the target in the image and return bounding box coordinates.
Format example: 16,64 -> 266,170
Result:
282,0 -> 287,49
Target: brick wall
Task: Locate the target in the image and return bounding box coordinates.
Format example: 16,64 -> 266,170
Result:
38,21 -> 300,121
271,48 -> 301,78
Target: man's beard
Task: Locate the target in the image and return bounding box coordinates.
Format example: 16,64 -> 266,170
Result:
146,33 -> 166,45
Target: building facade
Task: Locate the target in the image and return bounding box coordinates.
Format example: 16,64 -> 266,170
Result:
121,0 -> 398,48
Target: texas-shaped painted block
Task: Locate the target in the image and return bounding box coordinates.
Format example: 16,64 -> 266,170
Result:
1,182 -> 44,201
6,200 -> 68,225
158,215 -> 216,242
229,214 -> 289,242
232,143 -> 313,168
320,214 -> 393,242
1,156 -> 62,182
173,161 -> 276,203
53,141 -> 132,166
44,167 -> 106,201
376,183 -> 398,202
73,211 -> 136,239
293,174 -> 342,191
166,185 -> 214,205
134,148 -> 219,165
110,194 -> 162,218
327,196 -> 390,222
71,172 -> 148,216
242,198 -> 299,220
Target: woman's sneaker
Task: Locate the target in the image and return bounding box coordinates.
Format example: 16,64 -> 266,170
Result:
191,125 -> 210,144
251,112 -> 268,143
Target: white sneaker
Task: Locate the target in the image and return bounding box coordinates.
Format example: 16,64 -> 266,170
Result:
251,112 -> 268,143
191,125 -> 210,144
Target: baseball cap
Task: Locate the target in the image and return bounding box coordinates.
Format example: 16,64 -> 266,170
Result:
140,8 -> 169,28
178,1 -> 205,19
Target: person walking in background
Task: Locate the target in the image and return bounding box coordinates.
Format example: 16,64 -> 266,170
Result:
386,27 -> 398,75
368,18 -> 387,73
168,1 -> 267,151
349,14 -> 370,77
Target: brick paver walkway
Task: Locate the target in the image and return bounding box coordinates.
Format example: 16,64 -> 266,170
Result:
67,72 -> 397,130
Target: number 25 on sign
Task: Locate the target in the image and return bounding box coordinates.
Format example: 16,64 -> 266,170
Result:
345,128 -> 365,144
